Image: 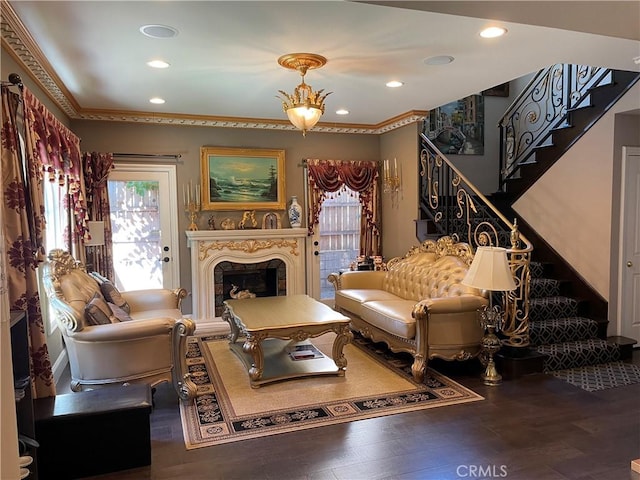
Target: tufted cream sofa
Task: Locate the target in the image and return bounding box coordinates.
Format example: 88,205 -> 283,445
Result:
42,249 -> 197,399
328,236 -> 488,382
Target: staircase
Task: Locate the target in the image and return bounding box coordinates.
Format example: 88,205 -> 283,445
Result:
493,66 -> 640,377
418,64 -> 640,379
500,66 -> 640,199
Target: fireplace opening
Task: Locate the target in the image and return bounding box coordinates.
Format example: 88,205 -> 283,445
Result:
223,268 -> 278,300
214,259 -> 286,316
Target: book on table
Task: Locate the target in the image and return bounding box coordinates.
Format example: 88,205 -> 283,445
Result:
286,343 -> 324,361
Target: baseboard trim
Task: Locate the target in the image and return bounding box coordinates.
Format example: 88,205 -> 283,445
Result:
51,348 -> 68,386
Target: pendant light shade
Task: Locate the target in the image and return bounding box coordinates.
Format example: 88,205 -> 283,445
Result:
277,53 -> 331,137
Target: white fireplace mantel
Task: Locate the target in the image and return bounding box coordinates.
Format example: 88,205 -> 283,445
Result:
186,229 -> 307,319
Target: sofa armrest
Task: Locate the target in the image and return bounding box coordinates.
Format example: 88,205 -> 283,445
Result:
412,295 -> 488,316
328,270 -> 387,291
122,288 -> 187,312
65,317 -> 177,342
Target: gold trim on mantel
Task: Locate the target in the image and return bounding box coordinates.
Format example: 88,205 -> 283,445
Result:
186,229 -> 307,261
199,239 -> 300,260
1,2 -> 426,135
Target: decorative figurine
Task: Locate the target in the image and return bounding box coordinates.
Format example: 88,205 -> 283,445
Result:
238,210 -> 257,229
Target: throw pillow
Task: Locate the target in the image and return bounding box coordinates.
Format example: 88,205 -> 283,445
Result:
85,293 -> 115,325
108,302 -> 132,322
91,272 -> 131,313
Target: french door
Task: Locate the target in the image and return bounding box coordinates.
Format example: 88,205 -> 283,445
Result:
107,164 -> 180,290
307,189 -> 361,302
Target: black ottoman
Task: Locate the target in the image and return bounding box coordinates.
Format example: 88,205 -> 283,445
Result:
34,384 -> 152,479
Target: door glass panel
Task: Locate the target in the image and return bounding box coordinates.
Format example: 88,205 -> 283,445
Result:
318,189 -> 361,300
108,180 -> 162,290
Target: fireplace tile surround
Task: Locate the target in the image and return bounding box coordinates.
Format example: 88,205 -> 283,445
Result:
186,229 -> 307,319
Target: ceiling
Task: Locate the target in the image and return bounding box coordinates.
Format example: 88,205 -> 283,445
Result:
3,1 -> 639,134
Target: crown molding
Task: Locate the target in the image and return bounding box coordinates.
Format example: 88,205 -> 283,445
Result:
73,109 -> 428,135
1,2 -> 424,135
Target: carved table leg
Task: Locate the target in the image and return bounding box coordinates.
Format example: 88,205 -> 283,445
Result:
222,304 -> 240,344
242,334 -> 265,388
332,324 -> 353,375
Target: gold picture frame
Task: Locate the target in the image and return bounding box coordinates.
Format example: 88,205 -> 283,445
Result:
200,147 -> 286,211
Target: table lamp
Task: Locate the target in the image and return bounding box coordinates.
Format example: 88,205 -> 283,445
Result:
462,246 -> 517,385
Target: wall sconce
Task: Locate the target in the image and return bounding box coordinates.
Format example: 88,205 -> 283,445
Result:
383,158 -> 401,194
462,246 -> 517,386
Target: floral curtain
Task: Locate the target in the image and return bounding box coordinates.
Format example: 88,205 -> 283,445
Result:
1,86 -> 52,397
305,158 -> 381,256
82,152 -> 114,279
1,83 -> 86,398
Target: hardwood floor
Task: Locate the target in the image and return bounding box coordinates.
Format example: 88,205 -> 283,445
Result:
56,350 -> 640,480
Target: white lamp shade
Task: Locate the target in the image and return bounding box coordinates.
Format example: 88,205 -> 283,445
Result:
286,105 -> 323,132
462,246 -> 516,291
85,221 -> 105,246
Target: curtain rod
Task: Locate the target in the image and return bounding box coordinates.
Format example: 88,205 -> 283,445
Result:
112,153 -> 183,164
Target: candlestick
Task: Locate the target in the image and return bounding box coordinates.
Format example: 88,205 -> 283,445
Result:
184,180 -> 201,230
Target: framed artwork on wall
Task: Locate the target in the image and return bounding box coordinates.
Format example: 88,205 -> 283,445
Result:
200,147 -> 286,210
423,94 -> 485,155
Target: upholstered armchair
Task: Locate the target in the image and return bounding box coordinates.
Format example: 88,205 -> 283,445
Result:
42,249 -> 197,400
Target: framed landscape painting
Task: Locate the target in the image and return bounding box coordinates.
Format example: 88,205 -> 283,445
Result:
200,147 -> 286,211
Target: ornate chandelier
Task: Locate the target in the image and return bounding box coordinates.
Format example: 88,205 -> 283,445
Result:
277,53 -> 331,137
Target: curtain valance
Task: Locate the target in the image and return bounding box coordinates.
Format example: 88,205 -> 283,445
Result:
306,158 -> 380,256
23,88 -> 87,243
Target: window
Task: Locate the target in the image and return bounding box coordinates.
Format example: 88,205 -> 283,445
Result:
41,175 -> 70,333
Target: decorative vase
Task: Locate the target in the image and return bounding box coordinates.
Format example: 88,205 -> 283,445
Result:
288,196 -> 302,228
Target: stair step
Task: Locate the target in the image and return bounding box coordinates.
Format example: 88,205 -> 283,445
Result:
529,295 -> 579,321
536,339 -> 620,372
530,316 -> 599,346
607,336 -> 638,361
529,261 -> 550,279
530,278 -> 562,298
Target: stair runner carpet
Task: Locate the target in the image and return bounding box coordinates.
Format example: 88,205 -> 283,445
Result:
527,261 -> 639,391
550,361 -> 640,392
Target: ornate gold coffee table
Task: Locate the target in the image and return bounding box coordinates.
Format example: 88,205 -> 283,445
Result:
222,295 -> 353,388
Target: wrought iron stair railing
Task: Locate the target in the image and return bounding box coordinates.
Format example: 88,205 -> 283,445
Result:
418,133 -> 533,348
499,64 -> 626,189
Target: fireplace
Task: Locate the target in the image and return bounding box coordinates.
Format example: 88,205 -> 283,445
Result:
215,259 -> 286,316
186,229 -> 307,319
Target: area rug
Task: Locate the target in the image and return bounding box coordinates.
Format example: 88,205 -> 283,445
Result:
551,361 -> 640,392
179,333 -> 483,449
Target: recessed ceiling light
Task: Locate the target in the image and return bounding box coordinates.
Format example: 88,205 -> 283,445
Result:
336,109 -> 349,115
386,81 -> 404,88
424,55 -> 455,66
139,24 -> 179,39
147,60 -> 170,69
149,97 -> 165,104
480,26 -> 507,38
